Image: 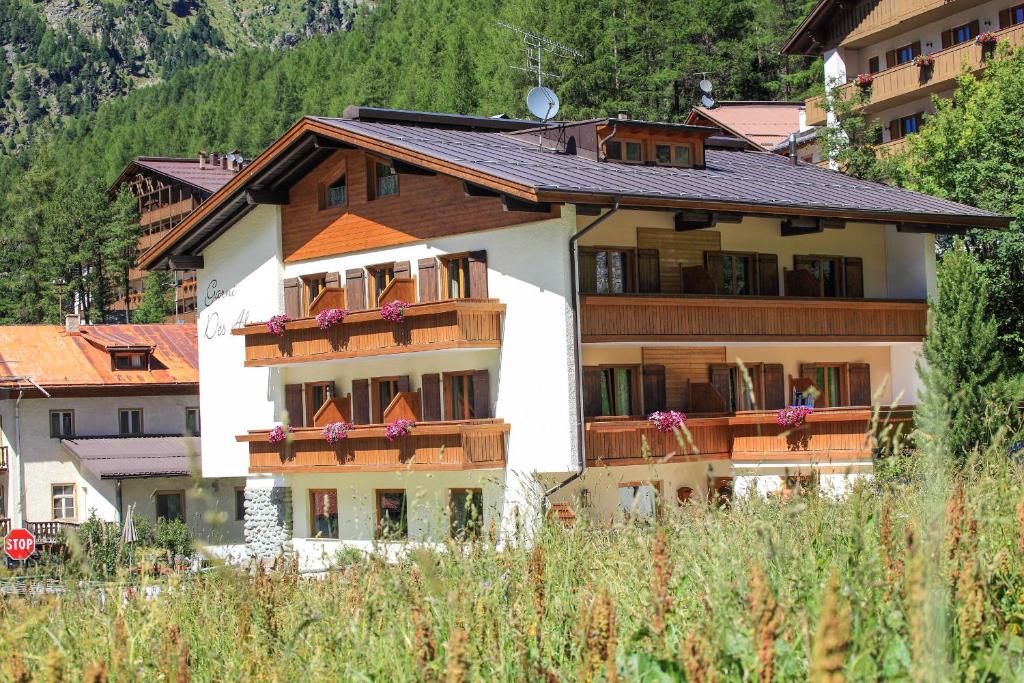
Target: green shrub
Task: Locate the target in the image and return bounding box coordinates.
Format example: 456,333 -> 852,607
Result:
153,518 -> 193,559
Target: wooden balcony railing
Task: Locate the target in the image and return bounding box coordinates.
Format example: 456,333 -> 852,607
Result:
234,299 -> 505,367
0,445 -> 7,471
238,419 -> 510,473
140,197 -> 198,229
28,521 -> 79,544
586,407 -> 913,466
805,23 -> 1024,126
580,294 -> 927,343
836,0 -> 981,50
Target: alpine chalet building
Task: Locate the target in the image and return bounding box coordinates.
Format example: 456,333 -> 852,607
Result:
140,107 -> 1006,563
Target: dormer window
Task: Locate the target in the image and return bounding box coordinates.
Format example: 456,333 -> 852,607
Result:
113,352 -> 148,370
655,143 -> 693,168
326,175 -> 347,207
604,140 -> 643,163
372,162 -> 398,199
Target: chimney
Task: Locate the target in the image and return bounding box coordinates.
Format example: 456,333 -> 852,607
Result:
65,314 -> 81,335
210,152 -> 220,167
788,133 -> 798,166
198,150 -> 206,169
221,153 -> 228,170
617,110 -> 630,121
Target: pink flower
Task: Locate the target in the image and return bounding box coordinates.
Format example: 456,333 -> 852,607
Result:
913,54 -> 935,68
267,424 -> 291,444
777,406 -> 814,429
647,410 -> 687,433
380,300 -> 409,323
384,418 -> 415,441
266,314 -> 291,336
315,308 -> 348,330
976,32 -> 998,46
854,73 -> 874,87
322,421 -> 353,444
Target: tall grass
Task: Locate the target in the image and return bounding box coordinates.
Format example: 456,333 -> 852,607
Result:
3,446 -> 1024,681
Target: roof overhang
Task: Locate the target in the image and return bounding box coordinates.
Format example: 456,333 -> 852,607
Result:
63,436 -> 200,479
781,0 -> 836,56
107,159 -> 214,199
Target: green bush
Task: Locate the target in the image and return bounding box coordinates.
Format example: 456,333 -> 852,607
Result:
153,518 -> 193,560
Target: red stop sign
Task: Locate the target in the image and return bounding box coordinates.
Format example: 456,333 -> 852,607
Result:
5,529 -> 36,561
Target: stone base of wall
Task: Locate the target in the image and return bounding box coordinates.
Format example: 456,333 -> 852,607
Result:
244,486 -> 293,560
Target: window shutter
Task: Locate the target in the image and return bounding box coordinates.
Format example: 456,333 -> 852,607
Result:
843,257 -> 864,298
941,29 -> 953,49
345,269 -> 366,311
705,252 -> 725,294
325,272 -> 341,289
849,363 -> 872,406
681,265 -> 716,294
885,49 -> 897,68
578,249 -> 598,293
393,261 -> 411,279
637,248 -> 661,293
351,379 -> 370,424
472,369 -> 491,419
889,119 -> 901,141
396,375 -> 411,393
968,19 -> 980,39
582,367 -> 603,417
911,41 -> 921,58
999,8 -> 1012,29
283,278 -> 301,318
763,364 -> 786,410
756,253 -> 779,296
468,251 -> 488,298
421,373 -> 442,421
642,364 -> 667,413
709,364 -> 731,409
285,383 -> 305,428
417,258 -> 438,302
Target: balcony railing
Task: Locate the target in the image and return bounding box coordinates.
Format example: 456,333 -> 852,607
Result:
580,294 -> 927,343
805,22 -> 1024,126
585,407 -> 913,466
837,0 -> 981,50
238,419 -> 510,473
234,298 -> 505,367
28,521 -> 79,544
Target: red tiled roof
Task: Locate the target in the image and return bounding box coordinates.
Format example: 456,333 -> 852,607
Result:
132,158 -> 240,193
686,103 -> 804,149
0,324 -> 198,389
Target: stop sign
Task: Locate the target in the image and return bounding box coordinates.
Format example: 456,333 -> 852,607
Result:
5,529 -> 36,561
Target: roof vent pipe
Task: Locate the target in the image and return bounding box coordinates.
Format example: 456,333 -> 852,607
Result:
788,133 -> 798,165
617,109 -> 629,120
65,314 -> 80,335
198,151 -> 206,169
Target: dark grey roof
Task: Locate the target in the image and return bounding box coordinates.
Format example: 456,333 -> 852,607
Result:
62,436 -> 200,479
313,117 -> 1000,224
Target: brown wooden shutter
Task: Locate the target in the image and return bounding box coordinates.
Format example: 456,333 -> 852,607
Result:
578,249 -> 598,293
911,41 -> 921,58
849,363 -> 872,406
393,261 -> 411,279
756,253 -> 779,296
396,375 -> 411,393
421,373 -> 441,421
968,19 -> 980,39
345,269 -> 366,311
843,257 -> 864,298
941,29 -> 953,49
709,364 -> 731,410
472,370 -> 491,419
705,252 -> 725,294
582,367 -> 603,417
325,272 -> 341,289
642,364 -> 666,413
417,258 -> 438,302
283,278 -> 301,318
351,379 -> 370,424
637,249 -> 661,293
889,119 -> 901,141
885,49 -> 897,68
468,251 -> 488,298
763,364 -> 786,410
285,383 -> 305,428
1000,8 -> 1012,29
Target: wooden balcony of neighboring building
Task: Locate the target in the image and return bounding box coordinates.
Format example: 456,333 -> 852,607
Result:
805,22 -> 1024,126
234,297 -> 505,367
836,0 -> 983,50
580,294 -> 927,343
585,407 -> 913,466
140,197 -> 198,230
877,137 -> 910,158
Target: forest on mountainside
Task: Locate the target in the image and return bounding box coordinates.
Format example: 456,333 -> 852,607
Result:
0,0 -> 820,324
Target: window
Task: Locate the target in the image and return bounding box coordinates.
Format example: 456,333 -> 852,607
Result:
302,274 -> 328,313
604,140 -> 622,160
617,483 -> 658,520
235,487 -> 246,522
372,377 -> 401,423
898,113 -> 922,137
1009,4 -> 1024,26
309,489 -> 339,539
673,145 -> 692,167
709,252 -> 754,295
52,484 -> 76,520
367,264 -> 395,306
895,43 -> 916,64
326,175 -> 347,207
305,382 -> 335,426
951,21 -> 976,45
727,365 -> 762,412
625,141 -> 643,162
376,490 -> 408,539
868,56 -> 880,74
49,410 -> 74,438
441,254 -> 472,298
119,409 -> 144,436
580,247 -> 634,294
599,366 -> 636,416
113,352 -> 147,370
654,143 -> 693,167
794,255 -> 843,297
185,408 -> 201,436
155,491 -> 185,522
655,144 -> 672,164
374,163 -> 398,198
814,365 -> 844,407
446,372 -> 475,420
450,489 -> 483,539
605,139 -> 643,163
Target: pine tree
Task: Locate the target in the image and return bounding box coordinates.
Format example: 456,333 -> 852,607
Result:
132,272 -> 175,323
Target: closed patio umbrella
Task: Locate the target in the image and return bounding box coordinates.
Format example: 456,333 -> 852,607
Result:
121,503 -> 137,567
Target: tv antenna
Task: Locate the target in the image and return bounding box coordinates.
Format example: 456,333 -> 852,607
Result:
498,22 -> 581,123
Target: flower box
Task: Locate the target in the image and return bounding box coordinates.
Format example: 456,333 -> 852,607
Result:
976,32 -> 998,46
381,300 -> 410,323
315,307 -> 348,330
854,73 -> 874,88
266,315 -> 291,336
647,410 -> 687,434
267,424 -> 291,444
385,418 -> 416,441
322,421 -> 353,444
913,54 -> 935,68
776,406 -> 814,429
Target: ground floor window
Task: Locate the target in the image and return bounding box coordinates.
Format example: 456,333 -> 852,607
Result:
309,489 -> 339,539
52,484 -> 76,520
617,482 -> 658,520
376,489 -> 408,540
155,491 -> 185,522
450,488 -> 483,539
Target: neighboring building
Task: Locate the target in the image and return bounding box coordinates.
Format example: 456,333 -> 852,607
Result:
138,106 -> 1006,566
685,101 -> 822,165
108,153 -> 245,323
784,0 -> 1024,155
0,318 -> 244,555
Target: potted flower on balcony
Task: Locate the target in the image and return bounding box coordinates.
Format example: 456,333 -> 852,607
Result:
853,73 -> 874,89
647,410 -> 687,434
976,31 -> 999,59
315,307 -> 348,330
322,421 -> 353,444
913,53 -> 935,68
385,418 -> 415,441
267,424 -> 292,444
381,300 -> 410,323
266,314 -> 291,336
776,405 -> 814,429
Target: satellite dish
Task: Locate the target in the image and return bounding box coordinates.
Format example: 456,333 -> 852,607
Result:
527,86 -> 560,121
699,79 -> 713,94
701,95 -> 715,108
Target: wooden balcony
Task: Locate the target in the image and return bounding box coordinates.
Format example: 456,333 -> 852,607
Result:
580,294 -> 927,343
234,298 -> 505,367
238,419 -> 510,473
585,407 -> 913,466
140,196 -> 198,229
805,23 -> 1024,126
28,521 -> 79,544
837,0 -> 981,50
